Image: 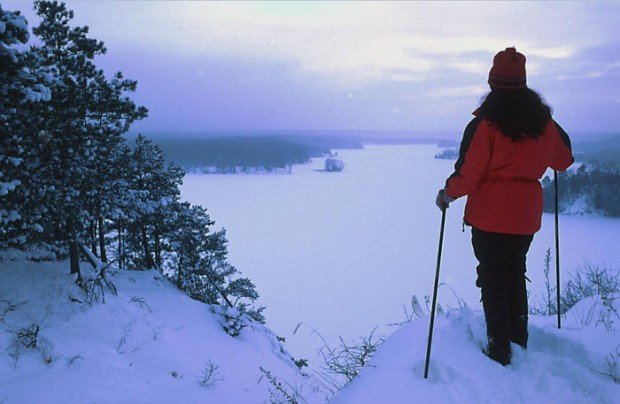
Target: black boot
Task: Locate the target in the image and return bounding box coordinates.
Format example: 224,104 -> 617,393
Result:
509,259 -> 530,349
485,337 -> 512,366
481,285 -> 512,366
510,314 -> 528,349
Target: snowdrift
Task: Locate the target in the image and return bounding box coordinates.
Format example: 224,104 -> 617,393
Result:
1,259 -> 618,403
333,299 -> 619,403
0,260 -> 320,403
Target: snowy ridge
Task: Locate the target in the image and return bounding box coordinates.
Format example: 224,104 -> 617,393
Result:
333,302 -> 619,403
0,260 -> 322,403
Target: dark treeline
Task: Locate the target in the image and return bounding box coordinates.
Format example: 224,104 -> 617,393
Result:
0,2 -> 263,322
154,136 -> 328,172
151,133 -> 463,172
289,134 -> 364,150
542,164 -> 620,217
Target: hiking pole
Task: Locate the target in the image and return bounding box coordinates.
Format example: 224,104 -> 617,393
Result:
554,170 -> 561,329
424,208 -> 447,379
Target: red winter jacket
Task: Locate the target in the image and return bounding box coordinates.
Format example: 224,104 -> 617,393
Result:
445,114 -> 573,235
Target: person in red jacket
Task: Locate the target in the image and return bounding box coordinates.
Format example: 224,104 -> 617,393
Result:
436,47 -> 573,366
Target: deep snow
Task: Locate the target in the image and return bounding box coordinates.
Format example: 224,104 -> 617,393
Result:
1,259 -> 617,403
334,298 -> 619,403
0,260 -> 322,403
181,145 -> 620,364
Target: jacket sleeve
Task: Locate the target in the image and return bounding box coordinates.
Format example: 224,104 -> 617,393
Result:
550,120 -> 574,171
444,117 -> 492,199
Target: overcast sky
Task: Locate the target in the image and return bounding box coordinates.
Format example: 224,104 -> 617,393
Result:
6,1 -> 620,135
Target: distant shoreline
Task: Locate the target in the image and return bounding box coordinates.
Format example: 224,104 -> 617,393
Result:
128,130 -> 619,145
145,133 -> 620,173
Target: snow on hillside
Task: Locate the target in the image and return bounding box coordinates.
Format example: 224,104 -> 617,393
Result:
0,260 -> 323,403
1,259 -> 618,403
333,300 -> 619,403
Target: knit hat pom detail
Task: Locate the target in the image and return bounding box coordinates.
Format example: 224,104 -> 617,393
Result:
488,47 -> 526,90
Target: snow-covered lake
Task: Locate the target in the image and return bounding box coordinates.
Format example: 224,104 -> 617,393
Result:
181,144 -> 620,365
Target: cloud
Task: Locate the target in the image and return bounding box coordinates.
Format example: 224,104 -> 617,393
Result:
527,46 -> 575,59
428,85 -> 488,98
33,1 -> 615,87
4,0 -> 618,132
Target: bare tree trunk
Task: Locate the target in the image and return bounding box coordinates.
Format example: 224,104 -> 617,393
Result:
117,222 -> 124,269
68,218 -> 81,278
69,241 -> 81,276
98,216 -> 107,263
154,226 -> 161,269
90,223 -> 98,257
176,257 -> 183,289
55,223 -> 63,242
141,226 -> 155,269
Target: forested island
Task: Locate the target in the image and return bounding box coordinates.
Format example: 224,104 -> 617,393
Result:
434,148 -> 459,160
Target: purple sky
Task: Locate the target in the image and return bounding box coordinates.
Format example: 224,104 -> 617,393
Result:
6,1 -> 620,135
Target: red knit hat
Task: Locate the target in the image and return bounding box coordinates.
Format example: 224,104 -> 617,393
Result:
488,47 -> 526,90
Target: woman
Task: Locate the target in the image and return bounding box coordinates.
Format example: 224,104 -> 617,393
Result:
436,47 -> 573,366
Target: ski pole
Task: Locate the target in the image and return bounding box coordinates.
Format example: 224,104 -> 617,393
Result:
424,208 -> 446,379
554,170 -> 561,329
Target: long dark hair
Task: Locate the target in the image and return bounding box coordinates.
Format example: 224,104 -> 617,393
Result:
477,87 -> 552,141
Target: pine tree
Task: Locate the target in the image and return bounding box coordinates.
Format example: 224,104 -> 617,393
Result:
2,2 -> 266,323
0,5 -> 52,248
122,135 -> 184,269
167,202 -> 265,323
85,71 -> 147,262
27,1 -> 146,275
543,163 -> 620,217
25,1 -> 106,274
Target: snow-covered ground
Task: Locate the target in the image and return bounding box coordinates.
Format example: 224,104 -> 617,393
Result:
334,298 -> 619,403
2,144 -> 618,403
0,260 -> 322,403
2,259 -> 616,403
181,145 -> 620,366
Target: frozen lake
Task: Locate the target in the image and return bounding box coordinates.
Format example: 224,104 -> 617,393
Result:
181,144 -> 620,365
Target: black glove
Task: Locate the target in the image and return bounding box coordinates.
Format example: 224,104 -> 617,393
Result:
435,188 -> 455,211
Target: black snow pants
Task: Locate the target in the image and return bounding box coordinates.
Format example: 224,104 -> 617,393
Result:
471,227 -> 534,365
